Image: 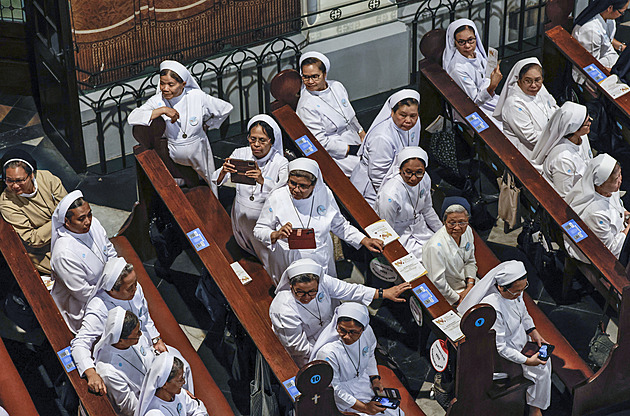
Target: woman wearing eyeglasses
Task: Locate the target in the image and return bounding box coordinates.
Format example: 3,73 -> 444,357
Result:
212,115 -> 288,266
296,52 -> 364,177
269,259 -> 410,367
493,58 -> 559,157
422,197 -> 477,306
375,147 -> 442,260
254,158 -> 383,284
442,19 -> 502,127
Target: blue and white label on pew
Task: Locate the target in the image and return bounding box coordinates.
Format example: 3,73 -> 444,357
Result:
465,112 -> 489,133
583,64 -> 607,83
186,228 -> 210,251
57,346 -> 76,373
562,219 -> 587,243
295,135 -> 318,156
413,283 -> 438,308
283,377 -> 301,401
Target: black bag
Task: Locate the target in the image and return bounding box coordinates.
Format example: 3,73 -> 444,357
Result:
517,214 -> 563,277
3,291 -> 38,332
588,321 -> 614,369
430,119 -> 460,176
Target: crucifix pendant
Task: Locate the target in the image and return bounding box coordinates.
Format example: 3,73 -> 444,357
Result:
182,133 -> 187,138
249,195 -> 255,201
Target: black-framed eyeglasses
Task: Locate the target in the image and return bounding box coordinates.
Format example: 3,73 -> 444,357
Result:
336,326 -> 363,337
505,281 -> 529,296
288,179 -> 314,191
616,8 -> 626,16
521,77 -> 544,86
400,169 -> 425,179
292,287 -> 318,298
302,73 -> 322,81
455,36 -> 477,46
248,136 -> 270,145
4,175 -> 30,185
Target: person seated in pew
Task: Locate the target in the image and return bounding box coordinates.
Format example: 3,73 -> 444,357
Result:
270,258 -> 410,367
375,146 -> 442,259
296,51 -> 365,177
458,260 -> 551,416
493,58 -> 559,156
212,114 -> 288,265
350,89 -> 420,207
311,302 -> 404,415
254,158 -> 383,283
442,19 -> 502,128
572,0 -> 629,83
422,197 -> 477,306
0,149 -> 67,278
565,154 -> 629,261
135,353 -> 207,416
50,190 -> 118,333
530,102 -> 593,197
128,60 -> 233,196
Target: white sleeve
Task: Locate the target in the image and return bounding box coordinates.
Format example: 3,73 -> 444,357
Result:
296,105 -> 349,158
463,242 -> 478,280
211,149 -> 238,187
421,180 -> 443,232
548,156 -> 578,198
269,307 -> 312,367
520,298 -> 535,332
261,157 -> 289,195
324,274 -> 375,305
328,194 -> 365,249
503,104 -> 539,150
376,189 -> 401,225
53,253 -> 97,309
422,243 -> 460,304
100,368 -> 138,416
315,348 -> 357,409
128,95 -> 163,127
71,301 -> 108,376
202,95 -> 233,130
451,68 -> 493,106
138,287 -> 160,340
253,198 -> 280,248
493,308 -> 528,364
575,24 -> 604,61
366,136 -> 396,192
584,210 -> 626,257
185,390 -> 209,416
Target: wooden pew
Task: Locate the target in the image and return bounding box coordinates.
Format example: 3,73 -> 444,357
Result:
0,217 -> 117,416
0,336 -> 39,416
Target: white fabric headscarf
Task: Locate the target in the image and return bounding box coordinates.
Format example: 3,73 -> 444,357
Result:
287,158 -> 325,195
531,102 -> 587,166
93,306 -> 127,362
367,89 -> 421,133
51,190 -> 83,251
380,146 -> 429,189
247,114 -> 284,156
84,257 -> 128,312
565,154 -> 618,216
135,352 -> 176,416
275,258 -> 323,294
299,51 -> 331,74
442,19 -> 487,73
457,260 -> 527,314
309,302 -> 370,362
159,60 -> 201,93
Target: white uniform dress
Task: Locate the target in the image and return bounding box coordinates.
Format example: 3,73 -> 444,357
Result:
422,226 -> 477,305
143,392 -> 208,416
572,14 -> 619,83
543,137 -> 593,198
296,80 -> 363,177
51,217 -> 117,333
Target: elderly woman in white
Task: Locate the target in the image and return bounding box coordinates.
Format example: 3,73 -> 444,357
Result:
296,52 -> 365,177
458,261 -> 551,416
530,102 -> 593,197
350,89 -> 421,207
375,146 -> 442,260
270,258 -> 410,367
128,60 -> 233,195
212,114 -> 288,263
422,197 -> 477,306
443,19 -> 502,127
493,58 -> 559,156
566,154 -> 629,261
311,302 -> 404,416
254,158 -> 383,283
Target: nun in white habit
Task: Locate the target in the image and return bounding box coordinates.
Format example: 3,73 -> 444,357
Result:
375,146 -> 442,260
50,190 -> 118,333
135,353 -> 207,416
350,89 -> 421,207
254,158 -> 383,283
565,154 -> 629,261
269,259 -> 410,367
311,302 -> 404,416
458,261 -> 551,415
442,19 -> 502,128
534,102 -> 593,197
296,51 -> 364,177
493,58 -> 559,155
128,60 -> 233,195
211,114 -> 288,263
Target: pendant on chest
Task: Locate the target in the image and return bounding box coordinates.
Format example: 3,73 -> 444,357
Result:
182,133 -> 188,138
250,195 -> 255,201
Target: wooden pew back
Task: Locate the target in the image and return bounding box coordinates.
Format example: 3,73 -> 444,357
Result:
0,336 -> 39,416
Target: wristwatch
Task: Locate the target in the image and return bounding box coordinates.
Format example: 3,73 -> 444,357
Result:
152,336 -> 162,345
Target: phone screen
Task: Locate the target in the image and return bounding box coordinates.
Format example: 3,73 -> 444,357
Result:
372,396 -> 399,409
538,345 -> 548,359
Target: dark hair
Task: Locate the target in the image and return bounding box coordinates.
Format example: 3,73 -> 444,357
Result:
167,357 -> 184,382
496,275 -> 527,290
159,69 -> 184,84
392,98 -> 419,113
65,198 -> 86,220
400,157 -> 426,170
111,263 -> 135,292
454,25 -> 474,38
249,120 -> 275,144
518,63 -> 544,80
289,169 -> 317,184
289,273 -> 319,286
4,160 -> 33,176
300,57 -> 326,74
337,316 -> 365,330
120,310 -> 140,340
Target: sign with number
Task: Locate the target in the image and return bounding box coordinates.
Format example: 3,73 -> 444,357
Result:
57,346 -> 76,373
413,283 -> 438,308
296,135 -> 318,156
186,228 -> 210,251
465,112 -> 489,133
562,219 -> 587,243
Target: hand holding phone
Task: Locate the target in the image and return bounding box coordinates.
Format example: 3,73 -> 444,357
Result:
537,343 -> 554,361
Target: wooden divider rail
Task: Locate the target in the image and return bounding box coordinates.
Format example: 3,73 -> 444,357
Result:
0,336 -> 39,416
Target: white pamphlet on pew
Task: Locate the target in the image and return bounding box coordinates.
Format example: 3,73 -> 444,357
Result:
230,261 -> 253,285
392,252 -> 427,282
599,74 -> 630,99
485,47 -> 499,79
365,219 -> 399,246
432,310 -> 465,342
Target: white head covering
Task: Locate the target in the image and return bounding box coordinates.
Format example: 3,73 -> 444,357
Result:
275,258 -> 323,294
493,57 -> 550,119
247,114 -> 283,156
309,302 -> 370,362
299,52 -> 331,74
287,158 -> 324,195
531,102 -> 588,166
93,306 -> 127,362
565,154 -> 618,216
368,89 -> 421,133
457,260 -> 527,314
51,190 -> 83,251
84,257 -> 128,313
381,146 -> 429,189
135,352 -> 176,416
159,60 -> 201,93
442,19 -> 487,73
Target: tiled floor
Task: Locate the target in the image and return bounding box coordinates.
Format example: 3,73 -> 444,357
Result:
0,93 -> 40,133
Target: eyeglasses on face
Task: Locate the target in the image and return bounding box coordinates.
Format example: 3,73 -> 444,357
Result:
400,169 -> 425,179
505,281 -> 529,296
288,179 -> 314,191
521,77 -> 543,86
5,175 -> 30,185
292,288 -> 318,298
446,221 -> 469,228
302,73 -> 322,81
616,8 -> 626,16
336,326 -> 362,337
248,136 -> 270,145
455,36 -> 477,46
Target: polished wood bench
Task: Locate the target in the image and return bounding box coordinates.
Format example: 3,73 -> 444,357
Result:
0,336 -> 39,416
